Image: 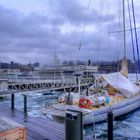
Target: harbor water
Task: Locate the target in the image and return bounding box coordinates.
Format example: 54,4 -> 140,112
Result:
0,74 -> 140,140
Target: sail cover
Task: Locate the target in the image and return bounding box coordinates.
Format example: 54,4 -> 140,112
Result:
101,72 -> 139,97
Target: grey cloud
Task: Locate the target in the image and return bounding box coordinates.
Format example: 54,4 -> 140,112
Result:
45,0 -> 115,25
0,0 -> 138,64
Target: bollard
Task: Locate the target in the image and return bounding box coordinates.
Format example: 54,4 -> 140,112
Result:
108,111 -> 113,140
65,110 -> 83,140
11,94 -> 15,110
23,95 -> 27,114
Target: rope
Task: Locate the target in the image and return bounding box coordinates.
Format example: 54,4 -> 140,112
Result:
116,0 -> 122,72
92,114 -> 96,138
97,0 -> 104,64
79,0 -> 92,50
109,26 -> 140,34
127,0 -> 138,81
131,0 -> 140,74
122,0 -> 127,59
107,0 -> 112,69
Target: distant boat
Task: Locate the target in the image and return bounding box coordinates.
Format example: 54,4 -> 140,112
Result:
42,0 -> 140,125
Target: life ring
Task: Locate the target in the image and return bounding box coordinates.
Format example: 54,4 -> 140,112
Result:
79,98 -> 91,109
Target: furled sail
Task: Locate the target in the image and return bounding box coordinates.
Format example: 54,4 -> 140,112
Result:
120,57 -> 128,78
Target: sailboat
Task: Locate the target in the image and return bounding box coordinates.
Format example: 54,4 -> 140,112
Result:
42,0 -> 140,125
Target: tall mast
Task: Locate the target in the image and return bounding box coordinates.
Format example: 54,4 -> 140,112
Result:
123,0 -> 126,59
120,0 -> 128,78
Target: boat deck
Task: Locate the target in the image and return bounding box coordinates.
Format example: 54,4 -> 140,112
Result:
72,94 -> 124,110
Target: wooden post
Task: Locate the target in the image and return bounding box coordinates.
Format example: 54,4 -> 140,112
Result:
23,94 -> 28,122
11,94 -> 15,110
23,95 -> 27,115
108,111 -> 113,140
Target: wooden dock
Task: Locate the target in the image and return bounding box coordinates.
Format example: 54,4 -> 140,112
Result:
0,105 -> 98,140
0,105 -> 65,140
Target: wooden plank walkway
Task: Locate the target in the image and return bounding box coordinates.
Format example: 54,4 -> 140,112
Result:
0,105 -> 98,140
0,105 -> 65,140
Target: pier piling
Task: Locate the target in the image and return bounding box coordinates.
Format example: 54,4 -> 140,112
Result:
23,94 -> 28,121
108,111 -> 113,140
11,94 -> 15,110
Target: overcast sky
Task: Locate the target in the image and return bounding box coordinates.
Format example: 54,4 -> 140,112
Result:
0,0 -> 139,65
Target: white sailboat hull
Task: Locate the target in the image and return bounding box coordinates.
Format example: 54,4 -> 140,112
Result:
84,94 -> 140,124
44,94 -> 140,125
84,95 -> 140,124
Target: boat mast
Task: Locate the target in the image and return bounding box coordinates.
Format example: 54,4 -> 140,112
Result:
120,0 -> 128,78
123,0 -> 126,59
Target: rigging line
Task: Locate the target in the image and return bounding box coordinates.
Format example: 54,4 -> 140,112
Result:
108,0 -> 117,73
108,0 -> 121,72
131,0 -> 140,73
109,26 -> 140,34
107,0 -> 112,68
116,0 -> 122,72
97,0 -> 104,64
123,0 -> 126,59
79,0 -> 92,50
127,0 -> 138,80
